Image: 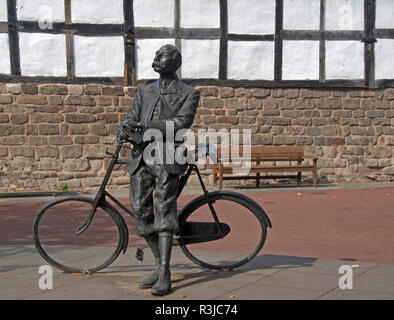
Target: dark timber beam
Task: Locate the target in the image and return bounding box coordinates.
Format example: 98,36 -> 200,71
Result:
274,0 -> 283,81
7,0 -> 21,75
219,0 -> 228,80
123,0 -> 135,85
363,0 -> 376,88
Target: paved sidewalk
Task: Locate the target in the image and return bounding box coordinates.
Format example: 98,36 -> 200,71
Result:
1,244 -> 394,300
0,183 -> 393,300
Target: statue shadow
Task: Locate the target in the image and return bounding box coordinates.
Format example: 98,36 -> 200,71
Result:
168,253 -> 317,293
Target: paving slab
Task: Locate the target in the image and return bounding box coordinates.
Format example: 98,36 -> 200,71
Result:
1,245 -> 394,300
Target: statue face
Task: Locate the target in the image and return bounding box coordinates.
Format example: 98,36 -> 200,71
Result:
152,45 -> 181,74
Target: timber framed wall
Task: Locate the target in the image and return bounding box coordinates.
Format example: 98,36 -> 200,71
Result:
0,0 -> 393,88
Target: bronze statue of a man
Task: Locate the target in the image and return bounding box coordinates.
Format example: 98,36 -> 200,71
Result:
117,44 -> 200,296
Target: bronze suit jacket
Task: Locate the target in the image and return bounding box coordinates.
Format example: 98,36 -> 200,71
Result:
123,78 -> 200,175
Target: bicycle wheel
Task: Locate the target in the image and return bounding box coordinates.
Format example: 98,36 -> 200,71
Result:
33,196 -> 126,273
178,191 -> 269,270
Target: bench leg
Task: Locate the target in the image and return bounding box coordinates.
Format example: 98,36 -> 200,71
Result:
213,165 -> 217,185
297,172 -> 301,187
297,160 -> 302,187
313,159 -> 317,187
256,173 -> 260,188
219,163 -> 224,191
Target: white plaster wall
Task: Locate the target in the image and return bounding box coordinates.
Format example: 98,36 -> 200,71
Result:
74,36 -> 124,77
376,0 -> 394,28
134,0 -> 174,28
181,40 -> 220,78
326,0 -> 364,30
227,41 -> 274,80
181,0 -> 219,28
17,0 -> 64,22
375,39 -> 394,79
228,0 -> 275,35
19,33 -> 67,76
71,0 -> 123,24
0,34 -> 10,74
325,41 -> 364,79
283,0 -> 320,30
282,40 -> 320,80
0,0 -> 7,21
135,39 -> 175,80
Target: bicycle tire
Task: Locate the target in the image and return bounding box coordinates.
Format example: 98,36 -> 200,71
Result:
33,196 -> 126,273
178,191 -> 269,270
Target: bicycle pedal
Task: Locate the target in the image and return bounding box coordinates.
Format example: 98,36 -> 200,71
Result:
135,247 -> 144,262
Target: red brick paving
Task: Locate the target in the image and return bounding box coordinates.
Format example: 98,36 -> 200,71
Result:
0,187 -> 393,265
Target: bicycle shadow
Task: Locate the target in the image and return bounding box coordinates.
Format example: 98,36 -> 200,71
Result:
168,253 -> 317,293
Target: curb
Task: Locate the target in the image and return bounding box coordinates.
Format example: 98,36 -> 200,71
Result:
0,191 -> 88,199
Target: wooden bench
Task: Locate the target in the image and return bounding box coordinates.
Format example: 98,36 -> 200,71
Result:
212,146 -> 318,190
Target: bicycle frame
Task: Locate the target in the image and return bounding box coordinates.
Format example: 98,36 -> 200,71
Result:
76,142 -> 224,238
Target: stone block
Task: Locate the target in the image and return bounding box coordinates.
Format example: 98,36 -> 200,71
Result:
382,166 -> 394,175
68,85 -> 84,95
0,95 -> 13,104
96,114 -> 118,124
223,98 -> 246,110
48,95 -> 64,106
65,114 -> 96,123
316,98 -> 341,109
217,116 -> 239,125
383,89 -> 394,100
219,87 -> 235,98
199,87 -> 219,97
39,159 -> 63,171
98,97 -> 113,106
201,97 -> 223,108
83,145 -> 108,159
0,148 -> 8,158
29,136 -> 48,146
251,88 -> 270,98
10,146 -> 34,158
38,124 -> 59,135
36,147 -> 59,158
64,159 -> 90,172
49,136 -> 73,145
30,113 -> 64,123
102,86 -> 124,96
273,136 -> 295,145
39,85 -> 68,95
285,89 -> 299,99
234,88 -> 251,98
6,84 -> 21,94
61,145 -> 82,159
0,114 -> 9,123
84,85 -> 101,95
4,136 -> 26,145
73,136 -> 99,144
90,123 -> 108,136
16,95 -> 47,105
343,99 -> 360,110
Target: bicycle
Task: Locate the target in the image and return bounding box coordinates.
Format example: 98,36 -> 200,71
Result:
33,134 -> 272,273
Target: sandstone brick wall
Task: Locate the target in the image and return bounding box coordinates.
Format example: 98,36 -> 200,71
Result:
0,82 -> 393,192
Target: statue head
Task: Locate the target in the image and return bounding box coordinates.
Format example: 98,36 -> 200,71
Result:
152,44 -> 182,74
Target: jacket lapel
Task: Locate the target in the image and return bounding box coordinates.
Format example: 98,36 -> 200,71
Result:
145,81 -> 160,122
